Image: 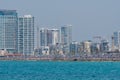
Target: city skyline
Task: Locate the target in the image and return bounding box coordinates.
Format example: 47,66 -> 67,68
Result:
0,9 -> 120,55
0,1 -> 120,80
1,0 -> 120,41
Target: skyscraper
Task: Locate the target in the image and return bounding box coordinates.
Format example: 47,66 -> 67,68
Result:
0,10 -> 18,53
18,15 -> 34,55
113,31 -> 120,50
50,29 -> 60,45
40,28 -> 49,47
61,25 -> 72,54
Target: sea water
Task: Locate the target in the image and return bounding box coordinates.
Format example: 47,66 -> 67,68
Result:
0,61 -> 120,80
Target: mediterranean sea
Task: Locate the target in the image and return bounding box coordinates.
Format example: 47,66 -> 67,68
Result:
0,61 -> 120,80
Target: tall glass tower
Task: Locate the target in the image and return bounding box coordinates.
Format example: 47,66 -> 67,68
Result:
0,10 -> 18,53
18,15 -> 34,55
61,25 -> 72,54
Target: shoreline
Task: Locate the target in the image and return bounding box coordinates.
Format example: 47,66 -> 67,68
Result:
0,57 -> 120,61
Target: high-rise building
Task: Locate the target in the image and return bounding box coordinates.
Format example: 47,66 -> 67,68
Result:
40,28 -> 59,47
40,28 -> 49,47
0,10 -> 18,53
61,25 -> 72,54
39,28 -> 60,55
50,29 -> 60,45
113,31 -> 120,50
18,15 -> 34,55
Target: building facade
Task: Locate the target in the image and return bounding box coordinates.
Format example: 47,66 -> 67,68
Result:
61,25 -> 72,54
0,10 -> 18,53
51,29 -> 60,45
91,43 -> 100,53
39,28 -> 60,55
100,39 -> 109,52
70,41 -> 80,55
83,41 -> 92,53
40,28 -> 49,47
40,28 -> 60,47
113,31 -> 120,50
18,15 -> 34,55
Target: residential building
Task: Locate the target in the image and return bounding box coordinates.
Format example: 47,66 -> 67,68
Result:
39,28 -> 60,55
51,29 -> 60,45
100,39 -> 109,52
113,31 -> 120,51
70,41 -> 80,55
83,40 -> 92,53
91,43 -> 100,53
40,28 -> 48,47
61,25 -> 72,54
40,28 -> 60,46
18,15 -> 34,55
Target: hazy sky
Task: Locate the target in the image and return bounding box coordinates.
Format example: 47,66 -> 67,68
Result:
1,0 -> 120,41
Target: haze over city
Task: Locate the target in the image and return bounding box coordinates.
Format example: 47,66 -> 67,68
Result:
0,0 -> 120,41
1,1 -> 120,80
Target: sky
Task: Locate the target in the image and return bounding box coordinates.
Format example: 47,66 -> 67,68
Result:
0,0 -> 120,41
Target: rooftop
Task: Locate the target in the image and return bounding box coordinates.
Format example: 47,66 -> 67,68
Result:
0,9 -> 17,16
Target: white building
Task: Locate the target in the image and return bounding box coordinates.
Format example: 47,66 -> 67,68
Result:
51,29 -> 60,45
18,15 -> 34,55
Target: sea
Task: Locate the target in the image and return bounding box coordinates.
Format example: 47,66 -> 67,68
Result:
0,61 -> 120,80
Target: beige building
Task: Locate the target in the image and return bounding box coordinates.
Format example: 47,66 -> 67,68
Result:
83,41 -> 92,53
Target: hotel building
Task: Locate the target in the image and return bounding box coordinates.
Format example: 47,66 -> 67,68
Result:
0,10 -> 18,53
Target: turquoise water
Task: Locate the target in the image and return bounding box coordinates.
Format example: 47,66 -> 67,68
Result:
0,61 -> 120,80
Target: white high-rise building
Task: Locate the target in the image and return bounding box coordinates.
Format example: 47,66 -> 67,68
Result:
18,15 -> 34,55
51,29 -> 60,45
